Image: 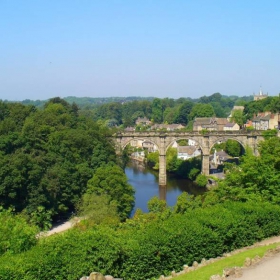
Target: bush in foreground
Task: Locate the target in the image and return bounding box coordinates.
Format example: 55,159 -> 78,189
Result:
0,201 -> 280,280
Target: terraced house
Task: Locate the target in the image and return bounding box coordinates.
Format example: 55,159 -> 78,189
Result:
252,112 -> 280,130
193,117 -> 229,131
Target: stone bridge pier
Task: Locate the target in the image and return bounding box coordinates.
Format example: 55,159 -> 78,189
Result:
113,131 -> 264,186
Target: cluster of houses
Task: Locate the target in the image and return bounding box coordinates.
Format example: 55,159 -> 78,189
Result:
130,136 -> 231,165
127,98 -> 280,164
127,105 -> 280,133
130,138 -> 202,161
245,112 -> 280,130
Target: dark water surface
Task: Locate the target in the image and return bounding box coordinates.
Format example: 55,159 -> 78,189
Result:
125,161 -> 206,215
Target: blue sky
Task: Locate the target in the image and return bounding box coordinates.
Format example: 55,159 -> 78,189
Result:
0,0 -> 279,101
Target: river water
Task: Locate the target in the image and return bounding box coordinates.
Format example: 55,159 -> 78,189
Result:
125,161 -> 206,215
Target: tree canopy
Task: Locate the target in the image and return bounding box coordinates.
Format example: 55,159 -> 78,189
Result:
0,98 -> 121,223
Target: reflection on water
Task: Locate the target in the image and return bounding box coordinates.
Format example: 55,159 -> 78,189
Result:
125,161 -> 206,216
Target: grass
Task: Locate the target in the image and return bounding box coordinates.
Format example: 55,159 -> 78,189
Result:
173,242 -> 280,280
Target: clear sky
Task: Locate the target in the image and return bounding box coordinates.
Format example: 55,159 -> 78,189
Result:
0,0 -> 279,101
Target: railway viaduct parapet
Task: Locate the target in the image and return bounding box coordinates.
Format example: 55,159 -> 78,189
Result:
114,130 -> 265,185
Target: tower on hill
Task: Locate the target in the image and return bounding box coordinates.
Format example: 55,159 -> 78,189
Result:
254,86 -> 268,101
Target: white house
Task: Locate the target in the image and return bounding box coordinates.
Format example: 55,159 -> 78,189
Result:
188,139 -> 196,146
177,146 -> 201,160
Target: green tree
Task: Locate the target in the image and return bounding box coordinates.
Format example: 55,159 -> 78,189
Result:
225,139 -> 242,157
30,206 -> 52,231
147,196 -> 167,213
215,137 -> 280,203
0,208 -> 37,255
86,164 -> 135,220
0,99 -> 117,223
77,193 -> 120,225
211,102 -> 227,117
195,174 -> 208,187
189,103 -> 215,120
147,151 -> 159,169
175,101 -> 194,125
230,109 -> 244,127
151,98 -> 163,123
174,192 -> 201,213
262,129 -> 278,140
166,147 -> 178,172
163,107 -> 177,124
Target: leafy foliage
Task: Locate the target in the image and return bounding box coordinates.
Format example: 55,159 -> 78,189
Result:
0,98 -> 118,221
0,208 -> 37,256
213,137 -> 280,204
1,201 -> 280,279
230,109 -> 244,127
147,149 -> 202,180
30,206 -> 52,231
189,103 -> 215,120
147,196 -> 167,213
77,193 -> 120,226
86,164 -> 135,220
195,174 -> 208,187
225,139 -> 242,157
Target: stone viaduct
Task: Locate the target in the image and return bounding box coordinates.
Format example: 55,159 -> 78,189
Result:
114,130 -> 265,186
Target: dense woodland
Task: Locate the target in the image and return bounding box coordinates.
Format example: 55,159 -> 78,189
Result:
0,98 -> 134,228
1,93 -> 280,279
7,93 -> 280,129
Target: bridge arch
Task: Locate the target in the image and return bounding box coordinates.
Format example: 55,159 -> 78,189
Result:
120,137 -> 159,151
165,137 -> 204,152
113,131 -> 265,186
209,136 -> 246,152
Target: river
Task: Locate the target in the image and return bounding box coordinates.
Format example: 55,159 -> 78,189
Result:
125,160 -> 206,216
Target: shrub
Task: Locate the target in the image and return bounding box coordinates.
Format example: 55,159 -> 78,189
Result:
0,209 -> 38,256
1,202 -> 280,280
195,174 -> 208,187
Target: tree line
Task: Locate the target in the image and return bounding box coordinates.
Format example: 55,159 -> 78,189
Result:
0,98 -> 134,228
15,92 -> 254,127
14,93 -> 280,130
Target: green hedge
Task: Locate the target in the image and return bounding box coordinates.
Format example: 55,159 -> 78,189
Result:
1,201 -> 280,280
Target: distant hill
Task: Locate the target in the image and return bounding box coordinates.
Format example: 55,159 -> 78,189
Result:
4,94 -> 254,109
16,96 -> 155,108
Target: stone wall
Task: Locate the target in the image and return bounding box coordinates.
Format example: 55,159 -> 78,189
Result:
80,246 -> 280,280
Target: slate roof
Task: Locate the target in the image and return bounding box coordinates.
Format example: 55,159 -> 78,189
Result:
194,117 -> 228,125
177,146 -> 197,155
224,122 -> 237,127
252,114 -> 271,122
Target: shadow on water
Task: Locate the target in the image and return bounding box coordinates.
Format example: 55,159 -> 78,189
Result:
125,160 -> 206,216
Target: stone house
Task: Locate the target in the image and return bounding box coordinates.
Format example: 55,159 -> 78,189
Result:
223,122 -> 240,131
193,117 -> 228,131
177,146 -> 201,160
135,117 -> 152,126
252,112 -> 280,130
